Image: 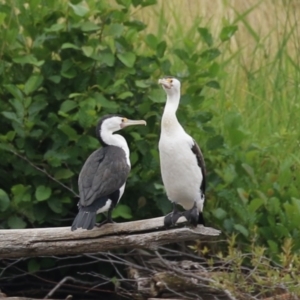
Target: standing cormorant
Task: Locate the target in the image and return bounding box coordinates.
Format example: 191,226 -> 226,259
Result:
71,115 -> 146,231
158,77 -> 206,227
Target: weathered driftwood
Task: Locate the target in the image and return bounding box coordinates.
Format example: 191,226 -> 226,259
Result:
0,216 -> 220,259
128,258 -> 235,300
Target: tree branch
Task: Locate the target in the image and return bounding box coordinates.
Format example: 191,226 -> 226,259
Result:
9,149 -> 79,197
0,217 -> 221,259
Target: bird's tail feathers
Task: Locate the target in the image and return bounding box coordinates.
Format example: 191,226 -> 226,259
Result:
71,209 -> 96,231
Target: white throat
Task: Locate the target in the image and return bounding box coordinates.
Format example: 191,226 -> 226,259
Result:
161,92 -> 183,134
100,131 -> 131,166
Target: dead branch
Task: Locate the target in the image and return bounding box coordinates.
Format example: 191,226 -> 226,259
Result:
0,217 -> 220,259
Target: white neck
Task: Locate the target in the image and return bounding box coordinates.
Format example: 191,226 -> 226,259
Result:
100,131 -> 130,166
161,92 -> 183,134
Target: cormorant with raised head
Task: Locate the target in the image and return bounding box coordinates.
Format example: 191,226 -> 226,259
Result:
158,77 -> 206,228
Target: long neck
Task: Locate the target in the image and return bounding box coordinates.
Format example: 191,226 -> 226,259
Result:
161,93 -> 182,134
100,131 -> 130,166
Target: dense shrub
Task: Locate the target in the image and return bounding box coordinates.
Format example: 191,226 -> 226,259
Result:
0,0 -> 227,231
1,0 -> 299,263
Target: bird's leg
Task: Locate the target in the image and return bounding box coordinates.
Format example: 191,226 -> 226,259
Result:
183,202 -> 199,227
106,208 -> 115,223
164,202 -> 183,228
95,208 -> 116,227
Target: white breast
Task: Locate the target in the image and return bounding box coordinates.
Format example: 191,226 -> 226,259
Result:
96,183 -> 126,214
159,128 -> 204,211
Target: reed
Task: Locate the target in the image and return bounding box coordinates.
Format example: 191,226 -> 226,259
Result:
135,0 -> 300,159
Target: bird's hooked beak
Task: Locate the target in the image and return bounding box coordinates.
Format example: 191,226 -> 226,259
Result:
158,78 -> 172,89
121,118 -> 147,129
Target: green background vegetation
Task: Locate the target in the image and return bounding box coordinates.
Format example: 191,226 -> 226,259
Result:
0,0 -> 300,297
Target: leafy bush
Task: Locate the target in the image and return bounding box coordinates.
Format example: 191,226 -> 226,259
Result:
0,0 -> 227,231
1,0 -> 299,263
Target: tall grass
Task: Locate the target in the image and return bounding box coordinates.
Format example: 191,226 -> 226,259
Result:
134,0 -> 300,160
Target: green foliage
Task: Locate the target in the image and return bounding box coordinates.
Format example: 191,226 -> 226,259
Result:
0,0 -> 225,232
0,0 -> 299,264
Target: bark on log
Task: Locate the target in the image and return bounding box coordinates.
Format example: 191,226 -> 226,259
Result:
0,216 -> 220,258
128,258 -> 234,300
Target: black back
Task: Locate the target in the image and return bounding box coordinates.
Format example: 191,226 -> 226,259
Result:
78,145 -> 130,207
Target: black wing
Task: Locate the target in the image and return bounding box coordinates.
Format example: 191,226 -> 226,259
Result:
191,140 -> 206,194
78,146 -> 130,207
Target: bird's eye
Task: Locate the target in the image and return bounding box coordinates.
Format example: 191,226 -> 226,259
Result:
170,79 -> 173,83
122,118 -> 127,122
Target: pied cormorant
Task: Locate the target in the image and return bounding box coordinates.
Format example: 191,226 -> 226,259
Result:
158,77 -> 206,227
71,115 -> 146,231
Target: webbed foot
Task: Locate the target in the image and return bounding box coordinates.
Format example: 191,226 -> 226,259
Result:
164,210 -> 183,228
183,203 -> 199,227
95,218 -> 115,227
95,209 -> 115,227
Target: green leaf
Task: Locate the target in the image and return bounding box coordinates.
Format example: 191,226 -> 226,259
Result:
145,33 -> 157,49
116,0 -> 131,8
9,98 -> 24,119
35,185 -> 52,201
0,189 -> 10,212
219,25 -> 238,42
24,74 -> 43,95
234,224 -> 249,237
78,109 -> 94,128
28,98 -> 48,116
45,23 -> 64,32
174,49 -> 188,60
117,52 -> 136,68
237,187 -> 248,204
112,204 -> 132,219
48,198 -> 63,213
200,48 -> 221,61
107,23 -> 124,37
61,43 -> 80,50
4,84 -> 23,101
206,135 -> 224,150
82,46 -> 93,57
148,89 -> 165,103
135,80 -> 151,88
94,93 -> 118,109
267,240 -> 279,254
99,52 -> 115,67
68,2 -> 89,16
213,208 -> 227,220
242,163 -> 257,185
48,75 -> 61,83
198,27 -> 213,46
206,80 -> 220,89
248,198 -> 264,213
61,59 -> 77,79
80,21 -> 100,32
0,12 -> 6,26
209,62 -> 220,77
11,184 -> 31,203
58,124 -> 78,141
13,55 -> 44,66
118,91 -> 133,99
2,111 -> 21,124
27,259 -> 40,273
8,216 -> 27,229
54,169 -> 74,180
156,41 -> 167,58
60,100 -> 78,113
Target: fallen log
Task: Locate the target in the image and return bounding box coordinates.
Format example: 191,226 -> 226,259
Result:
0,216 -> 220,258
